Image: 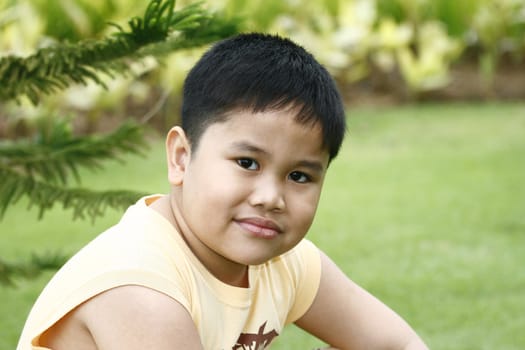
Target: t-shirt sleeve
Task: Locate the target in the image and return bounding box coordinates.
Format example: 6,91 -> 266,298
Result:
17,202 -> 193,350
284,239 -> 322,324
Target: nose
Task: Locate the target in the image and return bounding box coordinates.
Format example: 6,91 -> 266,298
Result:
248,175 -> 285,212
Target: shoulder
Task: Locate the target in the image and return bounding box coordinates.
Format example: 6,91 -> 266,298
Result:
37,285 -> 202,350
258,239 -> 322,324
78,285 -> 203,349
80,285 -> 185,324
274,239 -> 321,281
257,239 -> 321,288
31,217 -> 196,348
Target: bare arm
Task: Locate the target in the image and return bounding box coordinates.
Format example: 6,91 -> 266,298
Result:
79,285 -> 203,350
295,251 -> 429,350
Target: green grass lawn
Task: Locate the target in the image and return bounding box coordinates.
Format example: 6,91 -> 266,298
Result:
1,102 -> 524,349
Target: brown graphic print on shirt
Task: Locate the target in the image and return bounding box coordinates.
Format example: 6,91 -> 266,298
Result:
232,321 -> 278,350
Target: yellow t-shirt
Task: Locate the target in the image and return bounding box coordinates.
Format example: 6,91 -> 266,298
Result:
17,195 -> 322,350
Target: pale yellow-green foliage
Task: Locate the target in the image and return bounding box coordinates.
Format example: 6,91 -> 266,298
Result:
395,21 -> 462,91
472,0 -> 525,50
1,0 -> 522,114
0,1 -> 45,56
137,0 -> 464,93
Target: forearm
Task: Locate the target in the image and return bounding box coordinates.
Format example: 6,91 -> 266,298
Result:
315,338 -> 428,350
314,333 -> 429,350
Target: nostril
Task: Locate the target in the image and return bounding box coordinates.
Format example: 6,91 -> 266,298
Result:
248,182 -> 285,211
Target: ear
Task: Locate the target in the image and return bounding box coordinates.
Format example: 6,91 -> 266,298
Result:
166,126 -> 191,186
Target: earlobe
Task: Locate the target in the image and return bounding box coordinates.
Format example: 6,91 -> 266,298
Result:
166,126 -> 191,186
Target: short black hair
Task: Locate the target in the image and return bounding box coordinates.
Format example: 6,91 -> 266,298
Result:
181,32 -> 346,161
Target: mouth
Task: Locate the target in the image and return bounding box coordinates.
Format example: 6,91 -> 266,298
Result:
235,217 -> 283,239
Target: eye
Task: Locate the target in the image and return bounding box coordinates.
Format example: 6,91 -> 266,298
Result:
237,158 -> 259,170
289,171 -> 310,183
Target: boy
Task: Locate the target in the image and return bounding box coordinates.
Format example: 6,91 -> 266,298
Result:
18,33 -> 428,349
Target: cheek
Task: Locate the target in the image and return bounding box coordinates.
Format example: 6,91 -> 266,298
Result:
184,165 -> 246,213
289,191 -> 321,230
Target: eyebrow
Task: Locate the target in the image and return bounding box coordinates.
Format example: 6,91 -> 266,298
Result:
230,141 -> 326,174
296,160 -> 325,174
231,141 -> 269,155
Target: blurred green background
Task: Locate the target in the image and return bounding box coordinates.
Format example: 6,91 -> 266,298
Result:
1,0 -> 525,349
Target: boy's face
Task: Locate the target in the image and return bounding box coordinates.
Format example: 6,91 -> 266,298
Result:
168,108 -> 329,278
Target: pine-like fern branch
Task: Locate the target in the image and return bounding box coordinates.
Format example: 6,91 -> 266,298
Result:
0,120 -> 148,185
142,9 -> 241,56
0,0 -> 238,104
0,166 -> 146,220
0,252 -> 69,287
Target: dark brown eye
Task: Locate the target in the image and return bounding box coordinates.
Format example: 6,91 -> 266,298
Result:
237,158 -> 259,170
289,171 -> 310,183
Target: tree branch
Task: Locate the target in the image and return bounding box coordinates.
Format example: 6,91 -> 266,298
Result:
0,0 -> 239,104
0,121 -> 148,185
0,166 -> 146,220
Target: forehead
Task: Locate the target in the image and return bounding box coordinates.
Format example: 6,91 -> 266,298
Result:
198,108 -> 329,162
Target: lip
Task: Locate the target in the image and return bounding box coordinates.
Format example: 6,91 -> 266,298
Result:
235,217 -> 283,239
